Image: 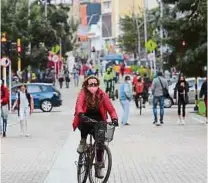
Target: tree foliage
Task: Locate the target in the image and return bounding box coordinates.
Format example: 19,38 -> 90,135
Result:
162,0 -> 207,76
1,0 -> 78,69
118,8 -> 160,58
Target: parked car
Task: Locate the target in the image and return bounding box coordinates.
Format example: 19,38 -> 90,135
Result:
148,77 -> 206,108
11,83 -> 62,112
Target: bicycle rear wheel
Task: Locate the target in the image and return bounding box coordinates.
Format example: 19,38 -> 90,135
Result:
139,98 -> 142,115
77,153 -> 89,183
88,143 -> 112,183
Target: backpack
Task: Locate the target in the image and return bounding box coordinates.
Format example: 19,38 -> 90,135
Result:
135,82 -> 144,94
17,91 -> 31,116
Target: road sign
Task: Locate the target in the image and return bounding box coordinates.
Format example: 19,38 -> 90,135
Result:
52,54 -> 59,63
145,39 -> 157,52
147,53 -> 154,61
1,57 -> 11,67
51,45 -> 60,54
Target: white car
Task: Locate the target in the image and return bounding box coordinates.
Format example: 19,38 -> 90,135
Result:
148,77 -> 206,108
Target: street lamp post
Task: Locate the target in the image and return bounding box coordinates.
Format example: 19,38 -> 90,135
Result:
159,0 -> 164,72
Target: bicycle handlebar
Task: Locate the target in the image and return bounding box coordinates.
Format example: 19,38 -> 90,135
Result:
84,117 -> 117,127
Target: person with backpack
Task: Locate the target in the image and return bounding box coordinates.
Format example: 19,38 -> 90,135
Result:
174,75 -> 189,125
12,84 -> 34,137
134,77 -> 144,108
152,72 -> 169,126
1,79 -> 9,137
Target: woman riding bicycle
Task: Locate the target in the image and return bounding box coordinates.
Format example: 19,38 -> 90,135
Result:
73,75 -> 118,178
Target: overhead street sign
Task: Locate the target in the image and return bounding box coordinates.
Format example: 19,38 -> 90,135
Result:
145,39 -> 157,52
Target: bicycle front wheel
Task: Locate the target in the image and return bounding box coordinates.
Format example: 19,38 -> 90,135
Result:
77,153 -> 89,183
139,98 -> 142,115
89,143 -> 112,183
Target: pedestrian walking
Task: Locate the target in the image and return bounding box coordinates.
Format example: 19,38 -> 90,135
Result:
1,79 -> 9,137
58,71 -> 64,89
200,78 -> 207,119
119,75 -> 132,125
64,69 -> 70,88
152,72 -> 169,125
12,84 -> 34,137
174,75 -> 189,125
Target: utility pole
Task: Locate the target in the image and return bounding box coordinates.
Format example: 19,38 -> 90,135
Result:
143,0 -> 148,50
160,0 -> 164,72
28,0 -> 31,55
45,0 -> 48,19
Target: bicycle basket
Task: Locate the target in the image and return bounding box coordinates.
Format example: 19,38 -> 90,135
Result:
94,122 -> 107,142
105,124 -> 115,142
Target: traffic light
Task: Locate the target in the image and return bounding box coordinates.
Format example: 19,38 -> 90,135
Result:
182,40 -> 186,46
17,38 -> 22,53
1,32 -> 10,56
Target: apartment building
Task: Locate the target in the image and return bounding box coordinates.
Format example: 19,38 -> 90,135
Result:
101,0 -> 143,53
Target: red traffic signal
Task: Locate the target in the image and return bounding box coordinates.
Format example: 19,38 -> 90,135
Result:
182,40 -> 186,46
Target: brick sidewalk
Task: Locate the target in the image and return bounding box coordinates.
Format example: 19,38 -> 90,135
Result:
44,101 -> 207,183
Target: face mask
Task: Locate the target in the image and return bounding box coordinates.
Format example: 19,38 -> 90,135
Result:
88,86 -> 98,94
127,80 -> 131,84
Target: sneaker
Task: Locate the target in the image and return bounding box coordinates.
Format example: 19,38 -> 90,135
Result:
153,120 -> 157,124
25,134 -> 30,137
155,121 -> 161,126
77,139 -> 86,153
177,118 -> 181,125
96,168 -> 105,179
160,120 -> 164,124
181,118 -> 185,125
3,132 -> 6,137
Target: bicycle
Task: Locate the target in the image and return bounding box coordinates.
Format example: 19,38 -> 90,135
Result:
138,94 -> 143,115
76,118 -> 116,183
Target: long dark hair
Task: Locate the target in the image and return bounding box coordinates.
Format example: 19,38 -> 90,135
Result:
82,76 -> 100,109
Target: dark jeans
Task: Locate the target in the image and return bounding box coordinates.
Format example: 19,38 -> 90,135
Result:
78,121 -> 104,162
178,94 -> 186,117
3,119 -> 7,133
153,96 -> 164,122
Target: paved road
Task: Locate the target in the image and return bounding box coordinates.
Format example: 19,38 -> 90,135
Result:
1,83 -> 207,183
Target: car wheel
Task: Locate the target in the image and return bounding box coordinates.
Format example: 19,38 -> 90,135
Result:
164,98 -> 173,108
41,100 -> 53,112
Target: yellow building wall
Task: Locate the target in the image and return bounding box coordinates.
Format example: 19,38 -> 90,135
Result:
111,0 -> 143,38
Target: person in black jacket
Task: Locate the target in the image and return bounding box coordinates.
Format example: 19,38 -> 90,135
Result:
200,78 -> 207,118
174,75 -> 189,125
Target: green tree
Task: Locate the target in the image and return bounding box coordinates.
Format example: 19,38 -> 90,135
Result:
162,0 -> 207,76
1,0 -> 78,69
118,8 -> 160,59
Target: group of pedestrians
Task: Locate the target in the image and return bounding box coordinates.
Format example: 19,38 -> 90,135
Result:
118,71 -> 207,126
1,80 -> 34,138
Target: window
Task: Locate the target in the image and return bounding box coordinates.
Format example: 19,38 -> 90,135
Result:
104,1 -> 111,9
41,85 -> 53,92
27,85 -> 41,93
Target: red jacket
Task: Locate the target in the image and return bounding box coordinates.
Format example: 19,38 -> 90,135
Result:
1,85 -> 9,105
73,88 -> 118,131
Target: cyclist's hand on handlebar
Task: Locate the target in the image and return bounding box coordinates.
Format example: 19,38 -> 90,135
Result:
112,119 -> 119,127
79,113 -> 90,123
